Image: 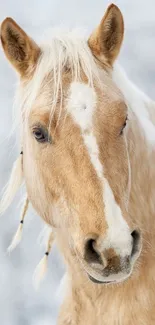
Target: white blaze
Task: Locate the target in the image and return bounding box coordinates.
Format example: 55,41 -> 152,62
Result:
68,82 -> 132,257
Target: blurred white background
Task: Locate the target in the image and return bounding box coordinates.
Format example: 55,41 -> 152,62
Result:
0,1 -> 155,324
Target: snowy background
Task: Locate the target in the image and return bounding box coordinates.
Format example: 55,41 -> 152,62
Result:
0,1 -> 155,324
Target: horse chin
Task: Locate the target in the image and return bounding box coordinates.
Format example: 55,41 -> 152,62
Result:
87,272 -> 131,285
88,275 -> 116,284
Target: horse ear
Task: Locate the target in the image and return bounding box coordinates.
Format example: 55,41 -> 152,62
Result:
88,4 -> 124,66
0,18 -> 40,76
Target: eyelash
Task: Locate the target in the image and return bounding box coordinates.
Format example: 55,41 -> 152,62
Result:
32,127 -> 51,143
120,116 -> 128,135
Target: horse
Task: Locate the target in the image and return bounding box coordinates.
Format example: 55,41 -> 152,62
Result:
0,3 -> 155,324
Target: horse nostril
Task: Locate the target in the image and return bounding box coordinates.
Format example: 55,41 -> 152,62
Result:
131,230 -> 141,256
84,239 -> 102,265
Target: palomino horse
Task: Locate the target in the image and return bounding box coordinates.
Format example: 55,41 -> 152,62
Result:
1,3 -> 155,324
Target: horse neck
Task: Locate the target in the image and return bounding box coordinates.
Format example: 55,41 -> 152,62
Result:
113,63 -> 155,243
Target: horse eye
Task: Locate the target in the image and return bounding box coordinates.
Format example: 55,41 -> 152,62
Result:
120,116 -> 128,135
33,127 -> 49,143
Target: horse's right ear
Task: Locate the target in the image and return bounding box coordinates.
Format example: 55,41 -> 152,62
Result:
0,18 -> 40,76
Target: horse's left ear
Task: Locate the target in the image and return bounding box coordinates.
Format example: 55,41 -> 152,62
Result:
0,18 -> 40,76
88,4 -> 124,66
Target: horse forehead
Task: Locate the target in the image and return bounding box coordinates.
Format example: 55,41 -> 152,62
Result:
67,81 -> 124,126
67,81 -> 97,131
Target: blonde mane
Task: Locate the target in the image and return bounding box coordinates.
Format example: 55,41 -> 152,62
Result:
14,29 -> 102,127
